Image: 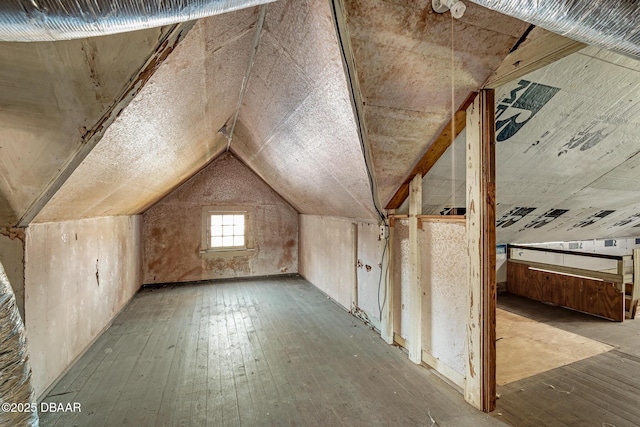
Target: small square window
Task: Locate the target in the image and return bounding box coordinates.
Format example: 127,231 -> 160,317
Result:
208,214 -> 246,249
201,206 -> 253,255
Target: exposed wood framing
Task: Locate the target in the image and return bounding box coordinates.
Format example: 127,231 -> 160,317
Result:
484,29 -> 585,89
393,333 -> 406,349
381,210 -> 395,344
418,215 -> 466,226
16,22 -> 195,227
408,174 -> 422,364
385,93 -> 477,210
422,350 -> 465,391
465,90 -> 496,412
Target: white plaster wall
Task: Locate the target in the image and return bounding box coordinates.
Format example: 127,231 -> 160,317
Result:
0,234 -> 24,319
298,215 -> 355,310
391,220 -> 467,378
420,222 -> 467,378
25,216 -> 142,397
355,222 -> 385,329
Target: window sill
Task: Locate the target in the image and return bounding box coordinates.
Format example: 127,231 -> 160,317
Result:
199,248 -> 256,258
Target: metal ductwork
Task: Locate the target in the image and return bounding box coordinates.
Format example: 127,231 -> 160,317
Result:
0,0 -> 276,42
468,0 -> 640,60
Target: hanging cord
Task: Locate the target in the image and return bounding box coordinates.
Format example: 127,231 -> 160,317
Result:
450,14 -> 456,212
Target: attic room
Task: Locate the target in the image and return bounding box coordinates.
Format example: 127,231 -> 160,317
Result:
1,0 -> 640,426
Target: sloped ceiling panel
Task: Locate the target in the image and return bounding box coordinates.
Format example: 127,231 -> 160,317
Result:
0,28 -> 166,226
232,0 -> 378,220
343,0 -> 529,206
34,9 -> 260,223
421,46 -> 640,244
495,46 -> 640,243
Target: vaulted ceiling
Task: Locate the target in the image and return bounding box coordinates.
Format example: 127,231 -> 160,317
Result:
2,0 -> 638,245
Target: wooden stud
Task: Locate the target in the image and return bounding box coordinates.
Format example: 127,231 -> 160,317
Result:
417,215 -> 466,225
633,249 -> 640,318
408,174 -> 422,364
465,90 -> 496,412
386,93 -> 477,210
617,259 -> 625,293
381,210 -> 395,344
484,29 -> 585,89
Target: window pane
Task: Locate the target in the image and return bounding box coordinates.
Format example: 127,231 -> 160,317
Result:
234,215 -> 244,225
234,224 -> 244,236
233,236 -> 244,246
222,225 -> 233,236
222,236 -> 234,247
211,215 -> 223,226
210,225 -> 223,237
222,215 -> 234,225
211,236 -> 223,247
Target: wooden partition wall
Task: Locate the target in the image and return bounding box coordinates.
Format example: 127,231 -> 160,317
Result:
507,260 -> 624,322
506,245 -> 635,322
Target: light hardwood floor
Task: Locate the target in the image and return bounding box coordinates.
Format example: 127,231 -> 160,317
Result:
40,275 -> 504,426
494,294 -> 640,427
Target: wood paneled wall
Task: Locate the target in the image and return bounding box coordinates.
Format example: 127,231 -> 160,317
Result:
507,260 -> 624,322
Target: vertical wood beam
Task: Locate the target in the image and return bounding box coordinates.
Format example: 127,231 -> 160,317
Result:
465,90 -> 497,412
352,223 -> 359,311
408,174 -> 422,364
633,249 -> 640,318
617,259 -> 625,292
381,210 -> 395,344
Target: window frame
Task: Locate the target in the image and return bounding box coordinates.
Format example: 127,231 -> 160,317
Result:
200,206 -> 254,256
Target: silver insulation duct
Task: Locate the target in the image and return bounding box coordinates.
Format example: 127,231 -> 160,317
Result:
0,262 -> 37,427
469,0 -> 640,60
0,0 -> 276,42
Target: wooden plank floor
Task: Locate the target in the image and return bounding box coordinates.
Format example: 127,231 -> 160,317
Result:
40,276 -> 504,427
493,294 -> 640,427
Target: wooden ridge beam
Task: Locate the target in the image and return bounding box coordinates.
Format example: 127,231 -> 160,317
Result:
385,92 -> 477,210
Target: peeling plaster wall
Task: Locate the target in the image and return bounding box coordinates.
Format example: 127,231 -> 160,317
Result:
299,215 -> 356,311
24,216 -> 142,397
0,234 -> 24,319
143,153 -> 298,284
420,222 -> 467,378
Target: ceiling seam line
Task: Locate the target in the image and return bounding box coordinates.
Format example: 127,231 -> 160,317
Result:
330,0 -> 385,222
226,4 -> 267,152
